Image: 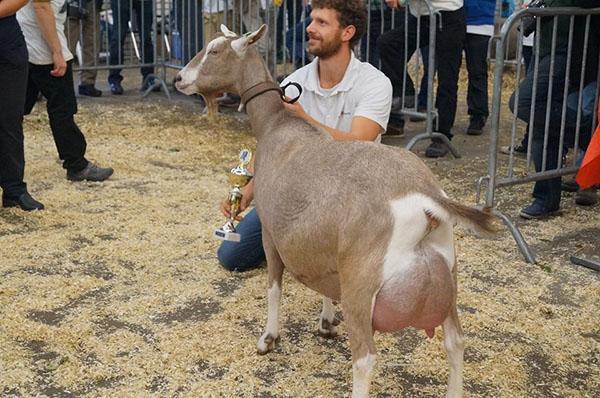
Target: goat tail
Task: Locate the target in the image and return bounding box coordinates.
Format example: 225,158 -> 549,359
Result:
430,196 -> 498,237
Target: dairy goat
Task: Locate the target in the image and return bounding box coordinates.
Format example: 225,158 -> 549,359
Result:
175,25 -> 495,398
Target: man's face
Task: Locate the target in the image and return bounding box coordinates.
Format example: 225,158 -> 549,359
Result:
306,8 -> 345,59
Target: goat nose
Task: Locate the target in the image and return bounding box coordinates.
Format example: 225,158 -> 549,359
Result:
175,73 -> 182,82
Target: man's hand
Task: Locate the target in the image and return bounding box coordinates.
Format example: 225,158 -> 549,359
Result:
50,51 -> 67,77
220,180 -> 254,220
283,98 -> 309,121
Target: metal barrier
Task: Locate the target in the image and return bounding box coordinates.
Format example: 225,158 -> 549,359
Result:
65,0 -> 453,155
477,6 -> 600,263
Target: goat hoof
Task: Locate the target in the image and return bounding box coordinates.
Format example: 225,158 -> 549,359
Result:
318,318 -> 338,338
257,333 -> 279,355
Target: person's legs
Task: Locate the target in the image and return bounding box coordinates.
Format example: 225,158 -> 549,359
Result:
377,9 -> 418,101
217,208 -> 266,272
0,34 -> 29,199
79,0 -> 101,86
465,33 -> 490,119
28,62 -> 88,172
108,0 -> 130,86
417,45 -> 430,110
136,0 -> 155,81
433,8 -> 465,139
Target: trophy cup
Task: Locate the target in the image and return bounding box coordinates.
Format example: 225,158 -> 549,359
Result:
213,149 -> 253,242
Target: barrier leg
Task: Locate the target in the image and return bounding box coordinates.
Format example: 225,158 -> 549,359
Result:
405,132 -> 462,159
141,73 -> 171,99
493,209 -> 536,264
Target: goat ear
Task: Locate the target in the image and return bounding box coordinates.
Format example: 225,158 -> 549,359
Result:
231,24 -> 268,55
220,24 -> 238,38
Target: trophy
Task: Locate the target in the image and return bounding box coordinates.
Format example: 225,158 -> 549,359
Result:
213,149 -> 254,242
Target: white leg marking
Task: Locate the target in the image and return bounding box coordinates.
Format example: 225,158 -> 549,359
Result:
257,282 -> 281,354
318,296 -> 337,337
352,353 -> 377,398
443,314 -> 464,398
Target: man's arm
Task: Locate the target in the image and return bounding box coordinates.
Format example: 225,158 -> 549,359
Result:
32,0 -> 66,76
283,101 -> 383,141
0,0 -> 30,18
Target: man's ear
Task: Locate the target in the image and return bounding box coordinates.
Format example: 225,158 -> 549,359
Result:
231,24 -> 269,55
341,25 -> 356,43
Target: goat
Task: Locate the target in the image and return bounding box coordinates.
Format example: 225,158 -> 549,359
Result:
175,25 -> 496,398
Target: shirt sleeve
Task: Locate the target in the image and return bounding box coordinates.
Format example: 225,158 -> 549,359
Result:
352,72 -> 393,131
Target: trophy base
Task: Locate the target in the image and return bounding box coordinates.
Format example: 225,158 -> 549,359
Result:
213,228 -> 241,242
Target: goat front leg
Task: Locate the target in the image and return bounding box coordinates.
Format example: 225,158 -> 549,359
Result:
257,230 -> 284,355
443,263 -> 464,398
318,296 -> 339,338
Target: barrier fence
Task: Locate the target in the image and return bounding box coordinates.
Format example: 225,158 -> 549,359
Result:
477,6 -> 600,263
65,0 -> 452,151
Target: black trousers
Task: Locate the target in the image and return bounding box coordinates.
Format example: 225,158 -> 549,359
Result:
0,16 -> 28,198
25,61 -> 88,172
378,8 -> 466,137
464,33 -> 490,119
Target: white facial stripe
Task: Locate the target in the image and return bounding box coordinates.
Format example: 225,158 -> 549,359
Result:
180,36 -> 228,85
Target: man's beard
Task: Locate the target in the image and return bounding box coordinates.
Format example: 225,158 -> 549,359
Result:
308,35 -> 343,59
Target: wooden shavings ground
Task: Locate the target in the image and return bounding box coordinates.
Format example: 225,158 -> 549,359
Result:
0,67 -> 598,397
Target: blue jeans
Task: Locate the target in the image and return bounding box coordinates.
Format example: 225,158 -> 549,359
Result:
509,53 -> 594,209
217,208 -> 265,272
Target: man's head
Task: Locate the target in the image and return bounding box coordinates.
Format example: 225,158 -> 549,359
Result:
307,0 -> 367,59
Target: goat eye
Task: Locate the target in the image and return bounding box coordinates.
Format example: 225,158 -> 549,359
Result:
209,49 -> 219,55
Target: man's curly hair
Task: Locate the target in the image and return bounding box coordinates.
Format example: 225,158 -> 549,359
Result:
311,0 -> 367,48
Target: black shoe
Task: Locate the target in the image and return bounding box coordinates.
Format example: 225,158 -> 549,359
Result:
141,77 -> 161,92
2,192 -> 44,211
110,82 -> 124,95
385,123 -> 404,136
519,200 -> 560,219
466,116 -> 487,136
78,84 -> 102,97
425,140 -> 449,158
67,162 -> 114,182
561,178 -> 579,192
217,93 -> 241,108
575,187 -> 599,206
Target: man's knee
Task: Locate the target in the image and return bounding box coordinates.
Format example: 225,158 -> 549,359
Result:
217,242 -> 240,271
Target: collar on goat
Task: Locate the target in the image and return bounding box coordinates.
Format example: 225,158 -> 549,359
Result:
240,81 -> 303,107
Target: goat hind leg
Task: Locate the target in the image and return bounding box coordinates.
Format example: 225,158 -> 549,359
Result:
442,275 -> 464,398
318,296 -> 339,338
257,231 -> 284,355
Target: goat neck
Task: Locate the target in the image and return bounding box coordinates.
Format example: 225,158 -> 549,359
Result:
238,51 -> 285,139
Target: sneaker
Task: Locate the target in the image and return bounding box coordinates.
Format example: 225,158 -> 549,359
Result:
519,200 -> 560,219
67,162 -> 114,182
141,77 -> 160,92
466,116 -> 487,136
109,82 -> 124,95
499,144 -> 527,156
78,84 -> 102,97
575,187 -> 599,206
2,192 -> 44,211
561,178 -> 579,192
217,93 -> 241,108
386,123 -> 404,136
425,140 -> 449,158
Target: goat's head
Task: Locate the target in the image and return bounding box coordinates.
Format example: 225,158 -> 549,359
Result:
175,24 -> 268,97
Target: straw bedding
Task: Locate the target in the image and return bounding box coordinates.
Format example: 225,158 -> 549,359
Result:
0,71 -> 598,397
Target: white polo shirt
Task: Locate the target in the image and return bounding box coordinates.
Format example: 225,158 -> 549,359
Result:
17,0 -> 73,65
281,52 -> 393,143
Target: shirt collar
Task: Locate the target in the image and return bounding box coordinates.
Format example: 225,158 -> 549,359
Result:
306,52 -> 360,96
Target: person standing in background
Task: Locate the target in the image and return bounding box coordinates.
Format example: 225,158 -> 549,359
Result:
0,0 -> 44,211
